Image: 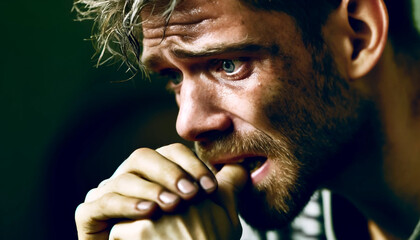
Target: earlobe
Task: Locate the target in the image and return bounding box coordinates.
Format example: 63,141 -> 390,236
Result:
345,0 -> 389,79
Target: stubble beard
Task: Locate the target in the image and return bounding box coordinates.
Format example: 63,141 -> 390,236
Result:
195,43 -> 365,230
195,130 -> 317,230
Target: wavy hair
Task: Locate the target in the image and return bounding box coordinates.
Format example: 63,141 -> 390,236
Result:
73,0 -> 418,77
73,0 -> 178,77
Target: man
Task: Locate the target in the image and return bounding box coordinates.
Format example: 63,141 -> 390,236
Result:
73,0 -> 420,239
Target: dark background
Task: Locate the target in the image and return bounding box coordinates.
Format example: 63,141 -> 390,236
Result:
0,1 -> 185,239
0,1 -> 419,240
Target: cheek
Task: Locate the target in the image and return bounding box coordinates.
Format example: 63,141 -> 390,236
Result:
221,93 -> 261,128
259,69 -> 324,146
221,81 -> 276,132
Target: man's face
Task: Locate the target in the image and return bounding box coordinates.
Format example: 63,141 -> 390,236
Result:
141,0 -> 363,229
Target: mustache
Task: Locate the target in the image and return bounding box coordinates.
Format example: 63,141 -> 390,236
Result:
194,130 -> 293,163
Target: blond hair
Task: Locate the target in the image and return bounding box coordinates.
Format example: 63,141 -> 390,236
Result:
73,0 -> 419,77
73,0 -> 178,76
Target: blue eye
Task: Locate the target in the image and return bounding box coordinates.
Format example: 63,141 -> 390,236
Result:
221,60 -> 236,73
209,58 -> 251,81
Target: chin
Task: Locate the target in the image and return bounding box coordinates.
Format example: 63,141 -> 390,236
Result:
237,166 -> 316,231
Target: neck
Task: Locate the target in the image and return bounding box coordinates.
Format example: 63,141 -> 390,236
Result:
326,43 -> 420,239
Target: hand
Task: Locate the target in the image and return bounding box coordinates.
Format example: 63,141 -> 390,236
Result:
75,143 -> 243,240
108,164 -> 248,240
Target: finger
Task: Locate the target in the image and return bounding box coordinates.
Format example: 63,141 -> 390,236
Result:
75,193 -> 158,239
77,229 -> 109,240
113,147 -> 199,199
156,143 -> 218,194
213,164 -> 248,224
216,164 -> 248,195
76,193 -> 158,225
90,173 -> 182,211
82,179 -> 111,202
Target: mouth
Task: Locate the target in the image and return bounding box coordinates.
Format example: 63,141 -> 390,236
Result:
240,156 -> 268,174
214,156 -> 267,174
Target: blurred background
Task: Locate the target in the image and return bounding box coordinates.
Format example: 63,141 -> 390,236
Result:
0,1 -> 419,240
0,1 -> 186,239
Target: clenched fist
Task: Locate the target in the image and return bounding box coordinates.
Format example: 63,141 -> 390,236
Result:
75,143 -> 248,240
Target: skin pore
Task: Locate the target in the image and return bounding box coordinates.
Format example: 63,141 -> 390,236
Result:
72,0 -> 420,239
141,0 -> 374,233
139,0 -> 420,238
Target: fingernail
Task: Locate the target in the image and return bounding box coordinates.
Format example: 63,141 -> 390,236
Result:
136,201 -> 154,211
200,175 -> 217,192
177,178 -> 198,195
159,191 -> 179,205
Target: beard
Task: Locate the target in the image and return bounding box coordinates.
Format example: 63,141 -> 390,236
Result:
194,42 -> 368,230
196,130 -> 315,230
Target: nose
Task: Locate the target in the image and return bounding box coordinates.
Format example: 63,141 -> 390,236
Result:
175,78 -> 232,142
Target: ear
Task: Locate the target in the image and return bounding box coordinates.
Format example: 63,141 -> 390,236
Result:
326,0 -> 389,80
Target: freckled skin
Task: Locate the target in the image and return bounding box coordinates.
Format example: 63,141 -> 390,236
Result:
141,0 -> 369,229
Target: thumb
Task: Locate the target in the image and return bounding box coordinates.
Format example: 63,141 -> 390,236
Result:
212,164 -> 248,224
216,164 -> 248,196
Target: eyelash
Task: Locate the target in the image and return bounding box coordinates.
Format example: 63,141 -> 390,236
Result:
209,57 -> 252,81
161,57 -> 253,90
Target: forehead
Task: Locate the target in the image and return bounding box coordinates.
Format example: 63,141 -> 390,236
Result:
140,0 -> 299,69
142,0 -> 249,37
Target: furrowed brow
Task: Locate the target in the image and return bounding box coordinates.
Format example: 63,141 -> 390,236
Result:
142,42 -> 281,72
172,42 -> 280,59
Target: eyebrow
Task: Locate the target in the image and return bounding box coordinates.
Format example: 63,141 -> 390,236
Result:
172,42 -> 279,59
142,41 -> 281,70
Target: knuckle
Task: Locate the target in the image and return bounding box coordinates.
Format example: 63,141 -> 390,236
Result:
131,220 -> 154,237
110,220 -> 154,239
131,147 -> 154,159
156,143 -> 185,154
85,188 -> 98,202
99,192 -> 118,209
74,203 -> 89,223
112,173 -> 141,192
112,174 -> 129,187
98,178 -> 110,187
168,142 -> 186,149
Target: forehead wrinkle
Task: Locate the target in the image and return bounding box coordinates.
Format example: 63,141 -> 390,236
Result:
142,1 -> 216,41
142,41 -> 284,71
143,17 -> 213,40
171,41 -> 282,59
